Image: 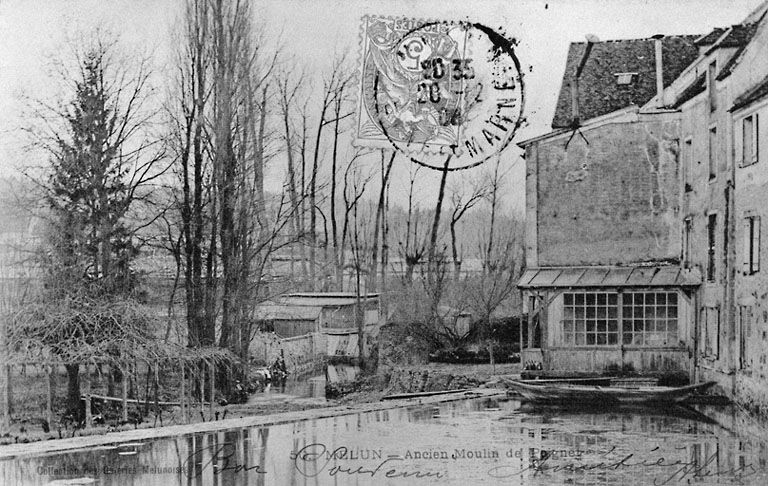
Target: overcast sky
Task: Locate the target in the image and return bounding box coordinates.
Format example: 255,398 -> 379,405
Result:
0,0 -> 763,213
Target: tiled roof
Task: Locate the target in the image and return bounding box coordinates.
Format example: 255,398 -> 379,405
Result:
672,73 -> 706,108
718,23 -> 758,48
694,28 -> 726,46
716,22 -> 762,80
731,73 -> 768,112
551,36 -> 701,129
517,266 -> 702,289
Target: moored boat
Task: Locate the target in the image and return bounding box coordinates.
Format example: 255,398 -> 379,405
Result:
504,379 -> 716,404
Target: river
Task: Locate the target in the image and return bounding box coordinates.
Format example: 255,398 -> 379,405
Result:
2,396 -> 768,485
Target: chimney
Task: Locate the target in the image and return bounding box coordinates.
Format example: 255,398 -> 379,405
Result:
571,34 -> 599,125
652,34 -> 665,107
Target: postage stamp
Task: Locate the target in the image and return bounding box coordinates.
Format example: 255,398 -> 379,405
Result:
354,16 -> 525,170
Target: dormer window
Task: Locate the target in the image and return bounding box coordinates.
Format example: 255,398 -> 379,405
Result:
614,72 -> 637,85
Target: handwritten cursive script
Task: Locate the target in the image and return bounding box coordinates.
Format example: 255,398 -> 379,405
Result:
292,443 -> 446,480
182,443 -> 267,478
488,449 -> 758,485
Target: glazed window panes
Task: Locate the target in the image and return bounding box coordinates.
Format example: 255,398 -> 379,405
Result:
621,292 -> 678,346
562,293 -> 619,346
563,291 -> 679,347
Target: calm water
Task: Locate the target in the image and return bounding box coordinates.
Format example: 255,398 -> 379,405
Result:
3,397 -> 768,485
249,364 -> 359,401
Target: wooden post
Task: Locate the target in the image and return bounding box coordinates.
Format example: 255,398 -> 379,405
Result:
154,361 -> 160,416
0,364 -> 9,433
519,292 -> 525,355
179,360 -> 186,424
208,362 -> 214,418
540,291 -> 549,368
46,365 -> 54,431
83,364 -> 92,429
527,295 -> 535,349
199,364 -> 205,415
0,314 -> 9,433
121,366 -> 128,423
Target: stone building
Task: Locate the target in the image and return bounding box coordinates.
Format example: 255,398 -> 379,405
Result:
653,4 -> 768,409
518,2 -> 768,414
518,35 -> 703,375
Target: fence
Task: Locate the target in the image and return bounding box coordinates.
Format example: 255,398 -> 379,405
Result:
0,359 -> 220,440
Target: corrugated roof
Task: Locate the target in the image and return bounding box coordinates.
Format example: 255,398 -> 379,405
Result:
254,304 -> 321,321
731,73 -> 768,112
280,293 -> 379,307
518,266 -> 702,289
551,35 -> 701,128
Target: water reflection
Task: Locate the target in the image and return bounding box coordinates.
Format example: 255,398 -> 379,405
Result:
3,397 -> 768,485
251,365 -> 359,400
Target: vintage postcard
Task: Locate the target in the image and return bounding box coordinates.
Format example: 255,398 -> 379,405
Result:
1,0 -> 768,484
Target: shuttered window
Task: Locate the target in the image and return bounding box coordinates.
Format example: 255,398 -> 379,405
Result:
743,215 -> 761,275
701,306 -> 720,359
709,126 -> 718,180
707,214 -> 717,281
742,115 -> 759,166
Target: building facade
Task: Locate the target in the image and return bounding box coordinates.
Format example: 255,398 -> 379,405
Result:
519,2 -> 768,412
519,35 -> 704,376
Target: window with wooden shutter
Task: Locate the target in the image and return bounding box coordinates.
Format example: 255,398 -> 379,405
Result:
744,215 -> 760,275
709,126 -> 717,180
702,306 -> 720,359
752,216 -> 760,274
742,114 -> 759,166
707,214 -> 717,281
758,114 -> 761,163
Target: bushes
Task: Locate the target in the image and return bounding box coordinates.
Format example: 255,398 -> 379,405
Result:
428,343 -> 520,364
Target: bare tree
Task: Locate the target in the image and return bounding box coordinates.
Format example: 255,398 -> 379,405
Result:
426,156 -> 452,283
167,0 -> 281,396
448,176 -> 487,279
307,54 -> 354,290
397,164 -> 429,283
276,66 -> 309,281
481,156 -> 512,273
364,150 -> 396,292
341,156 -> 374,369
340,151 -> 372,290
167,0 -> 216,350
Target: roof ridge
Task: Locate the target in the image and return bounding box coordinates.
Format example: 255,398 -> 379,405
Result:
570,34 -> 699,45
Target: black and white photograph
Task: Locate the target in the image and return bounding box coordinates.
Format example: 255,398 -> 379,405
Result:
1,0 -> 768,484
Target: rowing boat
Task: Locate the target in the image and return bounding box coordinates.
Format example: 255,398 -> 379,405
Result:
504,379 -> 715,404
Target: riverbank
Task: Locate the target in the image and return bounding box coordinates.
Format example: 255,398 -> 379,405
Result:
0,388 -> 504,460
336,362 -> 521,403
0,363 -> 518,448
